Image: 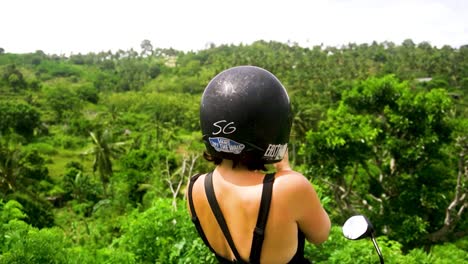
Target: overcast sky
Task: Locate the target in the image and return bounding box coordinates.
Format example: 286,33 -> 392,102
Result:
1,0 -> 467,55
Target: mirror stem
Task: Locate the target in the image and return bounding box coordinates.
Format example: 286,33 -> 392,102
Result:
370,235 -> 384,264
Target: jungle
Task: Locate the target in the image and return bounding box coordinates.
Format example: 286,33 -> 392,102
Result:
0,39 -> 467,263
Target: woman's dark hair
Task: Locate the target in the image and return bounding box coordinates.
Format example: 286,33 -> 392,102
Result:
203,151 -> 267,171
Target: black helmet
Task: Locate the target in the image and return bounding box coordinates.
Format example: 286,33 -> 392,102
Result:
200,66 -> 292,163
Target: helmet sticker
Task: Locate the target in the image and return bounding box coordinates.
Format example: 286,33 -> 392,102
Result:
209,137 -> 245,154
263,144 -> 288,160
212,120 -> 236,135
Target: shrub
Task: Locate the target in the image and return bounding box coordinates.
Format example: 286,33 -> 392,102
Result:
118,198 -> 215,263
76,83 -> 99,104
48,134 -> 85,149
430,242 -> 468,263
0,221 -> 69,264
23,142 -> 58,155
0,101 -> 41,139
7,193 -> 54,228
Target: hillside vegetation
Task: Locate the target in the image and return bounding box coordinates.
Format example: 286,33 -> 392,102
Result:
0,39 -> 467,263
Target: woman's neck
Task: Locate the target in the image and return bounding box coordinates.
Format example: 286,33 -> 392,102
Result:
215,160 -> 265,186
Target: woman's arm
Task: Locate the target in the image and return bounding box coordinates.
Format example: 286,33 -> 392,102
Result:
274,151 -> 331,244
292,176 -> 331,244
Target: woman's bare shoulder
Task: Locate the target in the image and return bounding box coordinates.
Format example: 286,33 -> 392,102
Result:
273,170 -> 331,244
274,171 -> 313,191
272,171 -> 318,209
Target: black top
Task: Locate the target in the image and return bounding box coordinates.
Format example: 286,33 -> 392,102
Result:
187,172 -> 310,264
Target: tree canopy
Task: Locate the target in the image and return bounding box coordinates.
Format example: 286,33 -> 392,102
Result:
0,39 -> 466,263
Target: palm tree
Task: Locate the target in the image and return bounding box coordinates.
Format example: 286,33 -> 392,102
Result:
0,142 -> 23,195
83,129 -> 126,196
0,138 -> 46,199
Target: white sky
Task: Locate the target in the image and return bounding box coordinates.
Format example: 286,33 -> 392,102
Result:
1,0 -> 467,55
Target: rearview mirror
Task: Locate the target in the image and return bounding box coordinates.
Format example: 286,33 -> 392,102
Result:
342,215 -> 384,264
342,214 -> 374,240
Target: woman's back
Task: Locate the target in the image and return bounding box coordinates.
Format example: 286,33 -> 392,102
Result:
188,161 -> 330,263
190,66 -> 330,263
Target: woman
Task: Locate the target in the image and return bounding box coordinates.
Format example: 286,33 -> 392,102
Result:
187,66 -> 330,264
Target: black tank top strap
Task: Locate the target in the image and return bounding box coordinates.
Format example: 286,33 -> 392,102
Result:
205,172 -> 246,263
190,172 -> 309,263
187,173 -> 216,254
249,173 -> 275,263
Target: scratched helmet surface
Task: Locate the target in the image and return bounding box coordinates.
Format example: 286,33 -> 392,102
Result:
200,65 -> 292,163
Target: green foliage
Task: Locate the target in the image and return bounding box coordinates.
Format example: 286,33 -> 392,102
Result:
76,83 -> 99,104
43,83 -> 81,122
62,162 -> 101,203
290,93 -> 327,141
0,140 -> 52,206
7,193 -> 54,228
0,222 -> 70,264
120,149 -> 157,172
429,242 -> 468,263
1,40 -> 467,262
305,226 -> 438,264
16,198 -> 457,264
0,200 -> 26,223
65,116 -> 97,137
65,247 -> 136,264
118,198 -> 215,264
47,133 -> 86,149
103,91 -> 200,130
0,200 -> 135,263
20,149 -> 49,181
83,129 -> 127,195
302,75 -> 461,248
23,142 -> 58,155
1,64 -> 27,92
0,101 -> 41,138
36,60 -> 82,80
